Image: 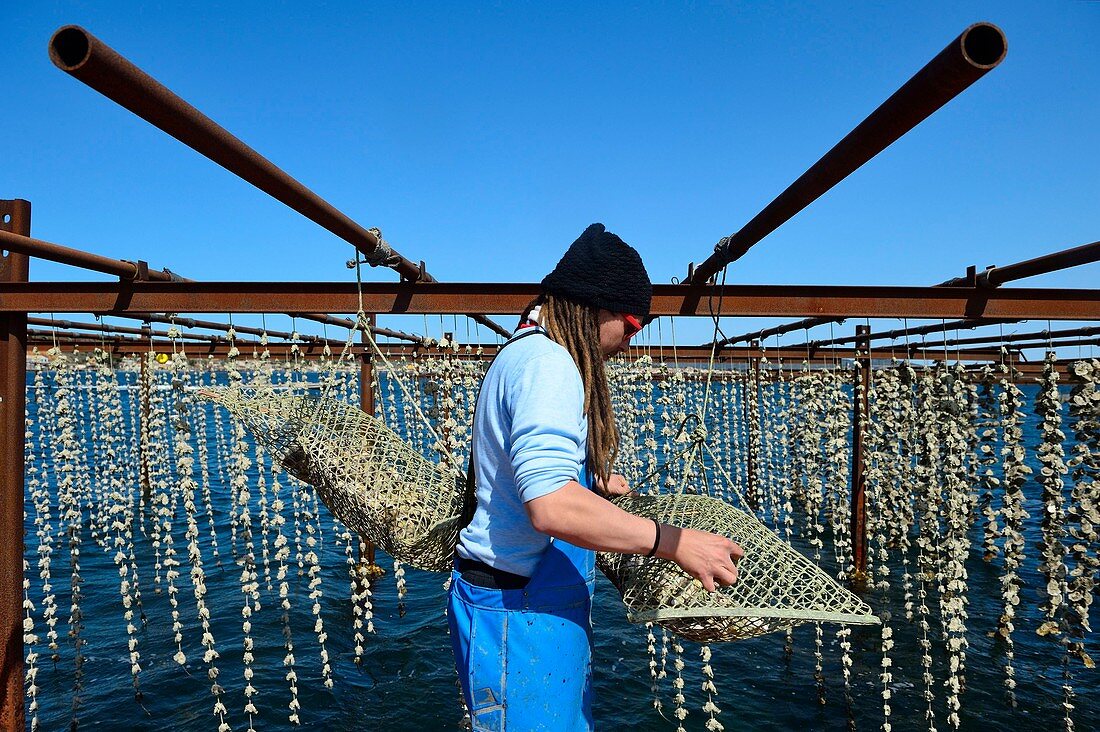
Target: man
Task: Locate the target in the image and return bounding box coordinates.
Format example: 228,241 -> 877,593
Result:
449,223 -> 743,730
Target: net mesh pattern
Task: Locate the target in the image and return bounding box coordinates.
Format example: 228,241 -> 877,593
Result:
202,387 -> 465,572
203,387 -> 878,642
597,493 -> 879,643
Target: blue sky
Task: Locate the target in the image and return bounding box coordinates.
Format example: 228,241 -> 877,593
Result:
3,2 -> 1098,351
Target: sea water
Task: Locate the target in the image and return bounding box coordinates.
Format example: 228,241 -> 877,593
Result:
20,368 -> 1099,731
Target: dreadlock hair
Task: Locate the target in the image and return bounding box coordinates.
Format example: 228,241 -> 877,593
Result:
538,294 -> 619,487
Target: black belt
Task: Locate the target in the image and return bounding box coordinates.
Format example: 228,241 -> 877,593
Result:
457,557 -> 530,590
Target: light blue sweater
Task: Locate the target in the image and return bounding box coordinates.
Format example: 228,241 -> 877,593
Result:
455,328 -> 588,577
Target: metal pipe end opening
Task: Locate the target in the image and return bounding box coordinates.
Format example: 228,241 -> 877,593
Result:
49,25 -> 92,70
961,22 -> 1007,69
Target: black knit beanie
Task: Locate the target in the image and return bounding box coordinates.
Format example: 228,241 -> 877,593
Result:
540,223 -> 652,318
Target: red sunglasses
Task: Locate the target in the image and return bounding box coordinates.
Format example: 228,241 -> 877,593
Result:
620,313 -> 643,339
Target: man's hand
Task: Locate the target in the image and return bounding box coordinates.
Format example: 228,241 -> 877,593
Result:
658,526 -> 744,592
526,481 -> 746,591
595,473 -> 634,498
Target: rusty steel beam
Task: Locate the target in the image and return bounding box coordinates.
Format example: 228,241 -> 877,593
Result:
0,200 -> 30,731
3,281 -> 1099,320
688,23 -> 1006,283
48,26 -> 510,340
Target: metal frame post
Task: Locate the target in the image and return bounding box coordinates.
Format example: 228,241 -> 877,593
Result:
850,324 -> 871,580
0,199 -> 30,732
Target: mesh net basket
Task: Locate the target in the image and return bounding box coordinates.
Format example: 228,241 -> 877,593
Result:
597,493 -> 879,643
202,387 -> 465,572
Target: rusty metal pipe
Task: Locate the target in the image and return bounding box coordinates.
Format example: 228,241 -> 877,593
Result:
48,25 -> 425,280
32,313 -> 428,347
122,312 -> 427,345
28,317 -> 240,344
0,229 -> 173,281
0,230 -> 426,342
980,240 -> 1100,287
714,315 -> 839,349
720,268 -> 980,347
989,337 -> 1100,352
913,324 -> 1100,351
938,240 -> 1100,288
0,233 -> 387,336
803,317 -> 1018,348
26,328 -> 272,352
737,236 -> 1100,349
48,26 -> 511,339
117,314 -> 336,344
689,22 -> 1006,283
296,313 -> 358,332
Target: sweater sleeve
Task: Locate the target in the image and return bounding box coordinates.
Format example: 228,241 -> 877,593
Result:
506,351 -> 585,503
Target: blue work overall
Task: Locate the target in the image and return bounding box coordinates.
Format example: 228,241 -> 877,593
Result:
448,513 -> 596,731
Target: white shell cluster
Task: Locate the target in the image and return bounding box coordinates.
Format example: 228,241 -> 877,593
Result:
19,336 -> 1100,731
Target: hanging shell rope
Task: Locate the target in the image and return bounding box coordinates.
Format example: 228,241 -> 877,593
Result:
19,330 -> 1100,729
199,252 -> 471,572
200,259 -> 877,643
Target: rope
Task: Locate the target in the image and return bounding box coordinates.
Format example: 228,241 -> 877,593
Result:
363,227 -> 403,269
313,250 -> 467,478
631,263 -> 746,505
632,414 -> 705,491
700,264 -> 730,423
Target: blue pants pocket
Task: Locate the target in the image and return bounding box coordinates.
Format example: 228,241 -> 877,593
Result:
449,579 -> 594,731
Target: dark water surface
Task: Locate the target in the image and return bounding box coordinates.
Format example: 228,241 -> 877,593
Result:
21,367 -> 1099,731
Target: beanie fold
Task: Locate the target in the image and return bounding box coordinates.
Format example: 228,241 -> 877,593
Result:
541,223 -> 652,318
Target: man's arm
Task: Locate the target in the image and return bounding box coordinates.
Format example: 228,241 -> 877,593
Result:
526,481 -> 743,592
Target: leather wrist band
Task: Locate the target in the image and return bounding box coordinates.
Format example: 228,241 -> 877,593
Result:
646,519 -> 662,558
